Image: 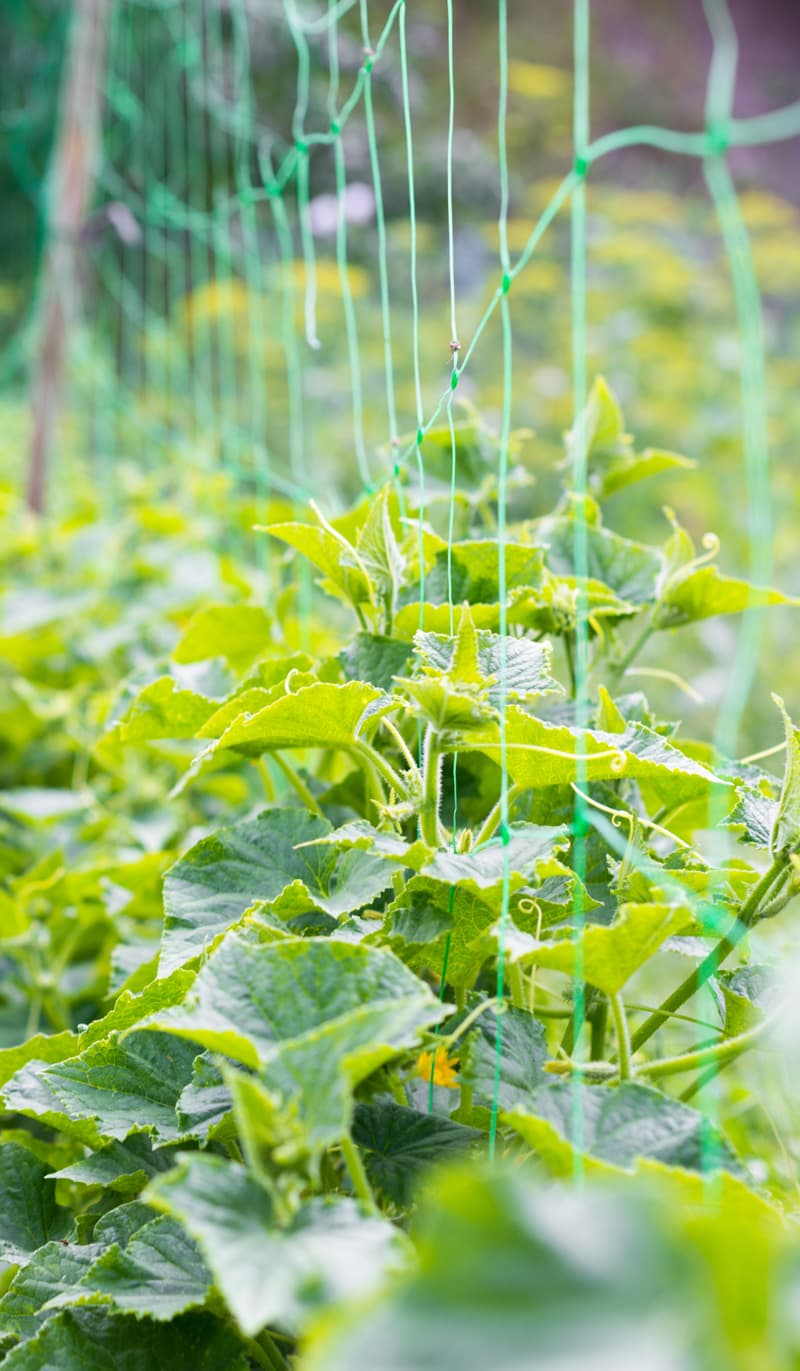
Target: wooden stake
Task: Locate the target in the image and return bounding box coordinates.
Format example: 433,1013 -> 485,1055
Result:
28,0 -> 109,513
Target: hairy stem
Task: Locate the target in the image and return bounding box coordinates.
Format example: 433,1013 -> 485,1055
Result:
639,1009 -> 780,1082
381,716 -> 421,780
340,1134 -> 378,1214
610,992 -> 632,1079
353,741 -> 407,800
420,727 -> 443,847
590,997 -> 608,1060
273,751 -> 324,817
629,853 -> 790,1053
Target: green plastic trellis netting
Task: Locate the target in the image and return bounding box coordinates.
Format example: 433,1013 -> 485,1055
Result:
8,0 -> 800,1165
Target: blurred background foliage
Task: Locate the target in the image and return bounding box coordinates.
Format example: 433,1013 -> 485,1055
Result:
1,0 -> 799,757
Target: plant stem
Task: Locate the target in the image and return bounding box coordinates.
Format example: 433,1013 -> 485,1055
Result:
254,1330 -> 289,1371
473,783 -> 521,848
340,1134 -> 378,1214
257,758 -> 276,801
590,997 -> 608,1060
563,632 -> 576,696
273,751 -> 324,817
680,1062 -> 729,1103
606,617 -> 654,692
545,1059 -> 616,1080
508,961 -> 526,1010
387,1071 -> 407,1106
610,992 -> 632,1079
638,1010 -> 779,1083
629,853 -> 790,1053
354,741 -> 407,799
244,1338 -> 273,1370
420,728 -> 443,847
244,1333 -> 286,1371
380,716 -> 421,780
455,986 -> 474,1115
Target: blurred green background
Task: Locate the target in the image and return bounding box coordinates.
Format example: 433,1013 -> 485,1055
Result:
1,0 -> 799,751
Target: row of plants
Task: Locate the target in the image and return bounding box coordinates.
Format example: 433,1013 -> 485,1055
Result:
1,380 -> 799,1367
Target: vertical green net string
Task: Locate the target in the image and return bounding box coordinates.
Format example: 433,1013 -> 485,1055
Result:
229,0 -> 272,583
329,5 -> 371,491
360,0 -> 398,464
487,0 -> 512,1161
568,0 -> 590,1179
178,2 -> 211,482
285,0 -> 319,354
428,0 -> 462,1111
398,0 -> 426,784
698,0 -> 770,1187
209,0 -> 246,554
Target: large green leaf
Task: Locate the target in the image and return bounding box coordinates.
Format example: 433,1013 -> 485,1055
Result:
160,809 -> 394,974
394,673 -> 495,732
597,448 -> 696,500
413,624 -> 560,707
0,1145 -> 72,1270
0,1033 -> 79,1090
572,376 -> 695,500
354,486 -> 406,622
535,504 -> 663,605
265,520 -> 374,614
339,634 -> 413,693
209,681 -> 384,756
723,783 -> 778,849
49,1138 -> 177,1197
0,1242 -> 100,1339
386,828 -> 574,986
654,565 -> 798,629
101,677 -> 219,744
142,934 -> 446,1155
502,901 -> 693,996
3,1035 -> 199,1146
460,1002 -> 548,1110
172,603 -> 272,670
505,1081 -> 743,1178
147,1154 -> 408,1336
323,822 -> 568,883
91,1204 -> 157,1251
417,540 -> 545,607
713,965 -> 774,1035
303,1163 -> 695,1371
59,1216 -> 211,1321
470,707 -> 721,798
0,1309 -> 248,1371
175,1054 -> 233,1142
351,1101 -> 480,1206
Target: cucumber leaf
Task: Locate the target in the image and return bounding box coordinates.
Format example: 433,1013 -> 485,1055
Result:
147,1154 -> 408,1336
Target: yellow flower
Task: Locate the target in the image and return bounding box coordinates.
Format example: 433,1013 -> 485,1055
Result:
416,1048 -> 459,1089
182,278 -> 255,326
507,61 -> 568,101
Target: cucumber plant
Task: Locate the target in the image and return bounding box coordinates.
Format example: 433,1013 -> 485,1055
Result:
1,380 -> 799,1369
